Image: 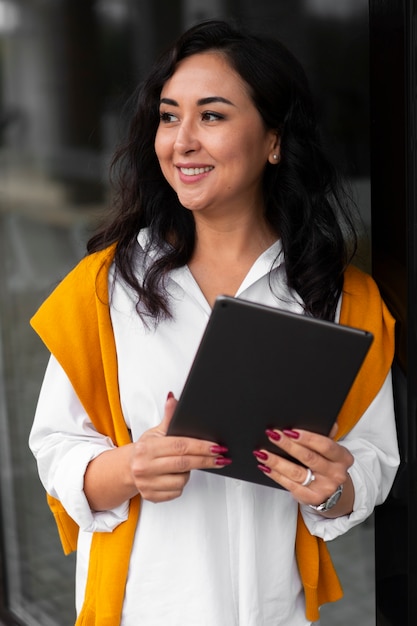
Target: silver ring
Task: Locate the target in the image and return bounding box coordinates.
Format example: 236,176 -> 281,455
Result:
301,468 -> 315,487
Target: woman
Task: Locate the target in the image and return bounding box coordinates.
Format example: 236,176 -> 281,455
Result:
29,19 -> 399,626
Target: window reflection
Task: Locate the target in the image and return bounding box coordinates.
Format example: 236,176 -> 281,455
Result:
0,0 -> 20,33
304,0 -> 367,19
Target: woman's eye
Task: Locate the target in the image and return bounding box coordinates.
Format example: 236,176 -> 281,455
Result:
201,111 -> 224,122
159,112 -> 178,123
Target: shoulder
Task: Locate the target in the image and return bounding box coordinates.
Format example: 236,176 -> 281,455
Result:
46,243 -> 115,302
341,264 -> 393,330
341,264 -> 395,383
336,264 -> 396,438
64,244 -> 117,292
31,244 -> 117,335
343,264 -> 380,298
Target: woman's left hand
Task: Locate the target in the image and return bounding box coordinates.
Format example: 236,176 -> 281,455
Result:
254,424 -> 355,517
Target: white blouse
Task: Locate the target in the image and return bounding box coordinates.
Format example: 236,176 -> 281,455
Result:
29,231 -> 400,626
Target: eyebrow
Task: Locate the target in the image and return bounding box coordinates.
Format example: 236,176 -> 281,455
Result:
159,96 -> 236,107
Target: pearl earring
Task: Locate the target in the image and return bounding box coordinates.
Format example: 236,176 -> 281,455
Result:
273,154 -> 278,160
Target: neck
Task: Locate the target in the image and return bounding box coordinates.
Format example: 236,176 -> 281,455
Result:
188,214 -> 278,308
192,212 -> 278,262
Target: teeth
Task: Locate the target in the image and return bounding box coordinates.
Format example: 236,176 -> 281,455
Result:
180,166 -> 213,176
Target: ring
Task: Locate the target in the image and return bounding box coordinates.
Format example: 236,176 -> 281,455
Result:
301,468 -> 315,487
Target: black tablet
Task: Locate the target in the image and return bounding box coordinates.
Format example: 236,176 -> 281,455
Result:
167,295 -> 373,489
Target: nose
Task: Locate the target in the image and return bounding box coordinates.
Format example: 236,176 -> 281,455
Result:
173,120 -> 201,154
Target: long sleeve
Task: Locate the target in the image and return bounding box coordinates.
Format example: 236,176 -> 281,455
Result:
29,355 -> 130,533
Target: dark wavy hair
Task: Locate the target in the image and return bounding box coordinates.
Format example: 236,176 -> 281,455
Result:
87,19 -> 358,322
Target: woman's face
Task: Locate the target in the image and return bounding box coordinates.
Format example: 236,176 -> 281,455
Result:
154,52 -> 279,219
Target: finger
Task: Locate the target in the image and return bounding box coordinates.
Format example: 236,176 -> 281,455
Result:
256,454 -> 339,501
137,470 -> 191,503
257,464 -> 312,493
138,434 -> 228,460
255,459 -> 309,493
257,440 -> 351,503
329,422 -> 339,439
269,465 -> 345,509
134,438 -> 231,472
141,393 -> 224,458
256,451 -> 314,486
144,489 -> 184,503
155,391 -> 178,436
267,428 -> 353,467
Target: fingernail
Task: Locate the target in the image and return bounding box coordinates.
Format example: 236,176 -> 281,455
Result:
210,445 -> 229,454
257,464 -> 271,474
283,429 -> 300,439
167,391 -> 174,400
253,450 -> 268,461
215,457 -> 232,466
265,429 -> 281,441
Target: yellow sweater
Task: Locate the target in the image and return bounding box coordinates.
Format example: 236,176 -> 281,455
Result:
31,244 -> 395,625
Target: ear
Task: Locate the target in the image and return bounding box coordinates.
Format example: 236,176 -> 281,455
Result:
267,131 -> 281,165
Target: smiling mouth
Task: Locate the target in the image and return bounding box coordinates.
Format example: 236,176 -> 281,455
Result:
179,166 -> 214,176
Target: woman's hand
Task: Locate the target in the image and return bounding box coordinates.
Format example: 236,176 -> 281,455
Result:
253,424 -> 355,518
131,393 -> 231,503
84,393 -> 231,511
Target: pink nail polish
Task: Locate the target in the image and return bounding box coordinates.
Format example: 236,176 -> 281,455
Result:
257,464 -> 271,474
265,429 -> 281,441
253,450 -> 268,461
215,457 -> 232,466
210,445 -> 229,454
283,429 -> 300,439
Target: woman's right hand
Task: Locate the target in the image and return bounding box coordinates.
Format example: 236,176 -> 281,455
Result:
129,393 -> 231,503
84,393 -> 230,511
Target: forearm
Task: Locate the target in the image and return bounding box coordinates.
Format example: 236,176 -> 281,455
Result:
84,443 -> 139,511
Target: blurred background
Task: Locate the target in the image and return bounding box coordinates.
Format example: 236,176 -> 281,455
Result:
0,1 -> 414,625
